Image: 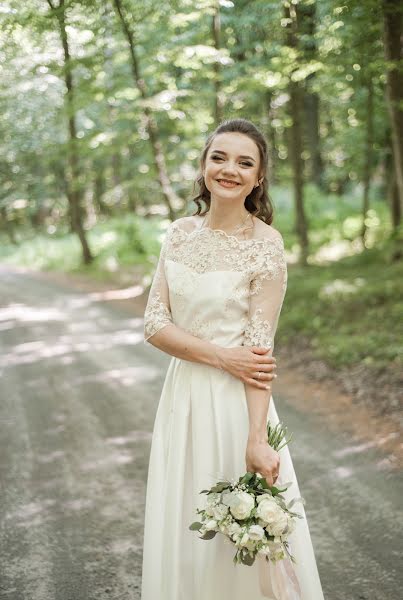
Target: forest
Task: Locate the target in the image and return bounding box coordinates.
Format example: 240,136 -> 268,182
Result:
0,0 -> 402,416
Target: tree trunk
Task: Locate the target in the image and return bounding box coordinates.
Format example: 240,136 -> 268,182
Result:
212,2 -> 224,125
47,0 -> 93,264
264,90 -> 278,186
299,1 -> 324,189
382,0 -> 403,227
93,164 -> 111,216
284,2 -> 309,265
361,76 -> 374,246
0,206 -> 17,244
304,91 -> 323,187
113,0 -> 179,221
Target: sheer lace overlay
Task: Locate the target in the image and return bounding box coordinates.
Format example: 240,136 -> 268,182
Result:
143,217 -> 287,350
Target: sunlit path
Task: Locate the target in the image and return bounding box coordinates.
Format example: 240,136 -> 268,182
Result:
0,267 -> 402,600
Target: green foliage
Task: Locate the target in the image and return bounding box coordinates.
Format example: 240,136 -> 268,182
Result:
278,237 -> 403,370
0,214 -> 160,274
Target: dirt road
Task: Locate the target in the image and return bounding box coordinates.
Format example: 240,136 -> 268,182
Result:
0,266 -> 401,600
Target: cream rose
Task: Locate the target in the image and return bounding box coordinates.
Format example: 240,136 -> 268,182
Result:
256,495 -> 283,525
248,524 -> 265,541
204,519 -> 218,531
212,503 -> 229,521
227,491 -> 255,520
227,522 -> 242,539
265,510 -> 288,537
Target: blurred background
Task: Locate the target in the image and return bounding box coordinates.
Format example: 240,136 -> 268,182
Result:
0,2 -> 402,598
1,0 -> 401,418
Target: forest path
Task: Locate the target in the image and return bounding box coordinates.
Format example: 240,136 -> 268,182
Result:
0,266 -> 401,600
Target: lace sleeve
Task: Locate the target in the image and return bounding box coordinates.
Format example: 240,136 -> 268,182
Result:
243,232 -> 288,352
143,223 -> 174,343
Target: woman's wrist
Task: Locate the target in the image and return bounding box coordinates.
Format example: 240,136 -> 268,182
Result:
212,345 -> 226,371
247,431 -> 267,444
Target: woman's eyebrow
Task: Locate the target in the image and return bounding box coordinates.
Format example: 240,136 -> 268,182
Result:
210,149 -> 256,162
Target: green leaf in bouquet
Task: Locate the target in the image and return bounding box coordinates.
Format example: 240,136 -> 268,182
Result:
200,530 -> 217,540
269,485 -> 287,496
283,541 -> 297,563
210,481 -> 231,493
240,551 -> 255,566
240,472 -> 255,484
287,496 -> 305,509
189,522 -> 203,531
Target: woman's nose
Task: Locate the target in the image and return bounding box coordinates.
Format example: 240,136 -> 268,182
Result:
221,163 -> 238,174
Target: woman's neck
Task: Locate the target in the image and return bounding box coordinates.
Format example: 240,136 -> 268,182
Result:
205,204 -> 251,232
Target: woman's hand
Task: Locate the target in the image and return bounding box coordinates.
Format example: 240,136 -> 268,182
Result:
215,346 -> 277,390
245,439 -> 280,488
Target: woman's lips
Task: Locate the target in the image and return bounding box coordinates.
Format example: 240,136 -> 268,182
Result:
216,179 -> 240,188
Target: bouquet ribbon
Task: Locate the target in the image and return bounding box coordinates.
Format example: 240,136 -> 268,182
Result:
258,555 -> 302,600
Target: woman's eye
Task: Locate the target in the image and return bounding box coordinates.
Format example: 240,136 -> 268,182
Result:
211,155 -> 252,167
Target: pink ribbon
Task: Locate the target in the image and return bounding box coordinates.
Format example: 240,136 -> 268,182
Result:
258,554 -> 302,600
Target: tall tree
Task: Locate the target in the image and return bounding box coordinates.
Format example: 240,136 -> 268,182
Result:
212,1 -> 224,125
299,0 -> 324,188
112,0 -> 180,221
46,0 -> 93,264
382,0 -> 403,230
284,0 -> 309,265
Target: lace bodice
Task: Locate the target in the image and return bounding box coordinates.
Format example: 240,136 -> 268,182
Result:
143,216 -> 287,351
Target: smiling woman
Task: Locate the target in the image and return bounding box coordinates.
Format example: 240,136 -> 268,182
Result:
141,118 -> 325,600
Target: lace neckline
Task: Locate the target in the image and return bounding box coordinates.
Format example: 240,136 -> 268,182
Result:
173,218 -> 281,246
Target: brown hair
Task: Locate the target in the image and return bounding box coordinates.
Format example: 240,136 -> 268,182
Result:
191,118 -> 274,225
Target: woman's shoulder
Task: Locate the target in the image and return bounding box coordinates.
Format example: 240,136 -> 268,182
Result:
170,215 -> 202,234
252,219 -> 284,244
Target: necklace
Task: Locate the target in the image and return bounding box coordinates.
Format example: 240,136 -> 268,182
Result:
201,211 -> 253,237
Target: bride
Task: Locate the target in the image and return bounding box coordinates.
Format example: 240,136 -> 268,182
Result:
141,118 -> 324,599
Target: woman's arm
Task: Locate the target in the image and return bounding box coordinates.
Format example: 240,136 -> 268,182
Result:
147,323 -> 221,368
144,220 -> 279,388
148,324 -> 277,391
243,232 -> 288,485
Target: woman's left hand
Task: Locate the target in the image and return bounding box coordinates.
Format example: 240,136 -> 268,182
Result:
245,439 -> 280,488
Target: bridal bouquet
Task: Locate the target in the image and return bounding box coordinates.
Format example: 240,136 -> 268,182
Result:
189,422 -> 305,567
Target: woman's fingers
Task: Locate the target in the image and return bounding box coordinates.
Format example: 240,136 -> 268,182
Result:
245,377 -> 272,391
253,371 -> 277,382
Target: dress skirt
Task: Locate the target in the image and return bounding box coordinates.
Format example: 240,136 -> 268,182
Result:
141,357 -> 325,600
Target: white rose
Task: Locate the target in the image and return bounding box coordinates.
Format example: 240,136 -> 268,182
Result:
221,491 -> 233,507
239,531 -> 250,547
227,522 -> 242,539
248,524 -> 265,541
206,493 -> 220,506
227,491 -> 255,520
256,496 -> 283,525
258,544 -> 271,556
205,519 -> 218,531
212,503 -> 229,521
265,510 -> 288,537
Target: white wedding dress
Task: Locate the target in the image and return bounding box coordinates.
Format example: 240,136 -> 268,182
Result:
141,215 -> 324,600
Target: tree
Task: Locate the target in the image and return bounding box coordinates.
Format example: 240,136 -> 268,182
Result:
46,0 -> 93,263
382,0 -> 403,231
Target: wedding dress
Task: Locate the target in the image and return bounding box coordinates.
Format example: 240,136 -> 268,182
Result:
141,215 -> 324,600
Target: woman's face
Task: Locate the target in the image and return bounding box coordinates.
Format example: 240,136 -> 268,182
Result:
202,132 -> 261,202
